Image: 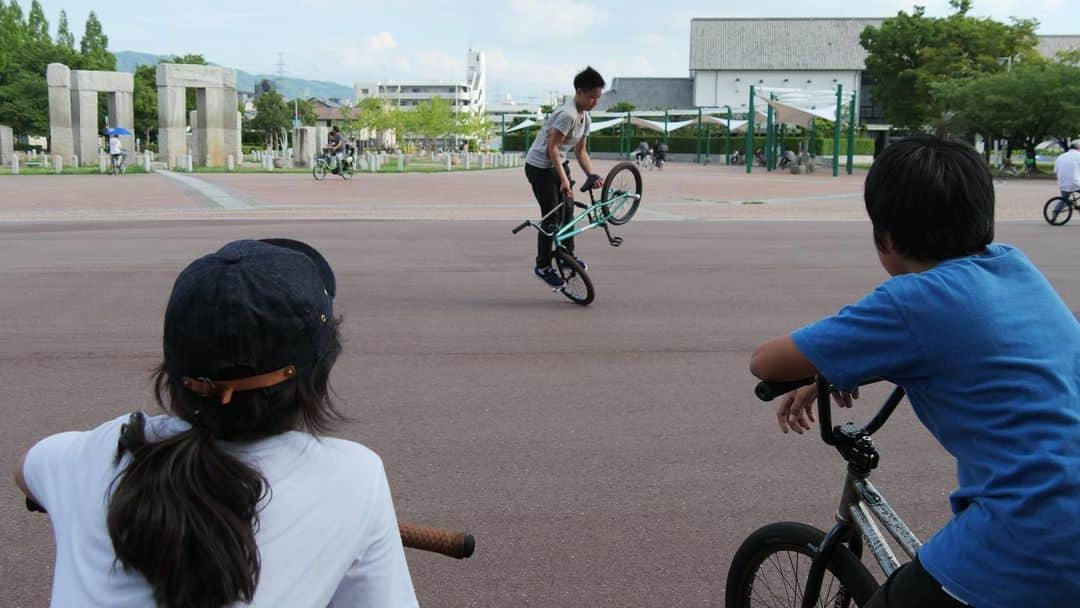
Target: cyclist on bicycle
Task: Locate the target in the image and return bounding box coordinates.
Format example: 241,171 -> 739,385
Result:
327,126 -> 345,174
750,136 -> 1080,607
653,139 -> 667,167
1052,139 -> 1080,216
524,66 -> 605,289
109,133 -> 123,173
635,140 -> 650,164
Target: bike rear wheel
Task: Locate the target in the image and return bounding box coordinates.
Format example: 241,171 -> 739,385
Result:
313,162 -> 327,181
1043,197 -> 1072,225
554,249 -> 594,306
726,522 -> 878,608
341,159 -> 354,180
601,162 -> 643,225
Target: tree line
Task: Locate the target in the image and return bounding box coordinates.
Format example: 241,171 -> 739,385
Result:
861,0 -> 1080,162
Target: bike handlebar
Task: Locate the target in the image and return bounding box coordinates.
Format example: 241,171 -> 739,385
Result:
512,221 -> 531,234
754,377 -> 903,445
24,497 -> 474,560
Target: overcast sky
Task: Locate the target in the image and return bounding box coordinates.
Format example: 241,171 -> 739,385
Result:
29,0 -> 1080,103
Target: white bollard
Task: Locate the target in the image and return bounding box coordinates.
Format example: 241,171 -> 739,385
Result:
397,153 -> 404,172
185,155 -> 193,172
465,153 -> 471,170
54,155 -> 62,174
10,156 -> 18,174
71,154 -> 79,169
99,152 -> 109,173
227,155 -> 235,172
445,153 -> 452,172
143,151 -> 152,172
369,153 -> 377,173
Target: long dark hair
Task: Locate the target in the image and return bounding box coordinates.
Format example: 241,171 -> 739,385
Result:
106,322 -> 343,608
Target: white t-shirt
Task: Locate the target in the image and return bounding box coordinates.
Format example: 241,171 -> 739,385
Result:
1054,149 -> 1080,192
109,137 -> 122,155
22,414 -> 418,608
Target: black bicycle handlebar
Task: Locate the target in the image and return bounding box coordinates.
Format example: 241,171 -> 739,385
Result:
754,378 -> 815,401
511,221 -> 530,234
754,376 -> 901,445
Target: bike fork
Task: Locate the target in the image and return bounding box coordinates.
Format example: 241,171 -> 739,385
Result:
801,521 -> 855,608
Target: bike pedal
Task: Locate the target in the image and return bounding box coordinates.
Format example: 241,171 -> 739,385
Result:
610,237 -> 623,247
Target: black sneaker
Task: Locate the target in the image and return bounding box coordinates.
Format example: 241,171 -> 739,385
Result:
534,266 -> 566,289
558,254 -> 587,271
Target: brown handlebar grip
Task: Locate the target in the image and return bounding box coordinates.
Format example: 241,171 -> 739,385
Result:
399,522 -> 475,559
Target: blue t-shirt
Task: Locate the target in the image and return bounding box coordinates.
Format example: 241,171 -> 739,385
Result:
792,243 -> 1080,608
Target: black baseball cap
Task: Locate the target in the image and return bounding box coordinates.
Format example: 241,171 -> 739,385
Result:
163,239 -> 336,403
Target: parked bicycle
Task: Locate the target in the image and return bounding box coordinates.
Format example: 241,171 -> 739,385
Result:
726,376 -> 918,607
313,151 -> 354,181
1043,190 -> 1079,225
512,162 -> 643,305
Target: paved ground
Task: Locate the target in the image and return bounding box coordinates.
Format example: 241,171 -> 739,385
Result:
0,167 -> 1077,607
0,161 -> 1063,223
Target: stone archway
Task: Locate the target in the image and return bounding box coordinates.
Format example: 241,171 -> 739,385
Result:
47,63 -> 134,165
156,64 -> 240,168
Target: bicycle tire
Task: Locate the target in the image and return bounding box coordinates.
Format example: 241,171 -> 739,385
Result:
313,162 -> 327,181
601,162 -> 643,225
341,161 -> 354,180
1043,197 -> 1072,226
554,249 -> 594,306
725,522 -> 879,608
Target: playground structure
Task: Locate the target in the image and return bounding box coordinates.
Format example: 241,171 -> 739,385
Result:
501,85 -> 860,177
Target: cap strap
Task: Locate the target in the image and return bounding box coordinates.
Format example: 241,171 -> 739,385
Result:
182,365 -> 297,405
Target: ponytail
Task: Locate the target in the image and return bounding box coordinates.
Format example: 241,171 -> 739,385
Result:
107,413 -> 265,608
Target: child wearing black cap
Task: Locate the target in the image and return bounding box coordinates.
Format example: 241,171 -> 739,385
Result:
15,239 -> 418,607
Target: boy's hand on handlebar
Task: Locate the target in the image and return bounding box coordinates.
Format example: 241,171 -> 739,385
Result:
560,177 -> 572,196
776,384 -> 858,434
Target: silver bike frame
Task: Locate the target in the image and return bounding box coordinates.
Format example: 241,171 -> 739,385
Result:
837,473 -> 922,577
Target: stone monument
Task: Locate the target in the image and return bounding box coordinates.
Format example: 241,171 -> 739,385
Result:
156,64 -> 240,168
47,63 -> 134,165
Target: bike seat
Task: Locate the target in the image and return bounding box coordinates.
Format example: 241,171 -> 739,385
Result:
580,174 -> 601,192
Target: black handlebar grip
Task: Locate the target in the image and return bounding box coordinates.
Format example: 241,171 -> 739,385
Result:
755,378 -> 815,401
512,221 -> 530,234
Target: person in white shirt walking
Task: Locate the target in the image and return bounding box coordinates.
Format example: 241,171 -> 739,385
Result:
15,238 -> 418,608
108,133 -> 124,174
1052,140 -> 1080,217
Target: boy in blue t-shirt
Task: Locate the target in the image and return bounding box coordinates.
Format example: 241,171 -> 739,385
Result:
750,136 -> 1080,607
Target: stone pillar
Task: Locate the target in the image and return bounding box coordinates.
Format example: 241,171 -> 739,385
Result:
71,89 -> 98,165
398,152 -> 404,172
0,125 -> 14,166
196,88 -> 226,166
143,150 -> 152,172
106,91 -> 135,154
156,81 -> 187,168
10,155 -> 18,174
227,155 -> 235,171
54,155 -> 62,173
99,152 -> 108,173
47,64 -> 74,161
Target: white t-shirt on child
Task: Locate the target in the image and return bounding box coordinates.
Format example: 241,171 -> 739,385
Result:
22,414 -> 418,607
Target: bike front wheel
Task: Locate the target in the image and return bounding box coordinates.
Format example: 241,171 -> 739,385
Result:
341,161 -> 354,180
1043,197 -> 1072,225
313,162 -> 327,181
601,162 -> 643,225
726,522 -> 879,608
554,249 -> 594,306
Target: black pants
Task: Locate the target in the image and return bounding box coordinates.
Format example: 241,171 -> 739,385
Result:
864,556 -> 969,607
525,162 -> 574,268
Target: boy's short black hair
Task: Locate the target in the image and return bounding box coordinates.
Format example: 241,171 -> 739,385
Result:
573,66 -> 605,91
864,135 -> 994,262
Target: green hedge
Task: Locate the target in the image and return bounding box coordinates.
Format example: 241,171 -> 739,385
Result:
503,133 -> 875,156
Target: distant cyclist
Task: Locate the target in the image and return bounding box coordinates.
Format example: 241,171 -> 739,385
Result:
523,66 -> 605,289
327,126 -> 345,174
1052,140 -> 1080,217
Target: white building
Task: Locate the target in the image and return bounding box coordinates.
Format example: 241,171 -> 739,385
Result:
355,49 -> 486,113
690,18 -> 885,120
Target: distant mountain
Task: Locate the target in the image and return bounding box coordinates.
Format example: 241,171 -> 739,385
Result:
114,51 -> 354,102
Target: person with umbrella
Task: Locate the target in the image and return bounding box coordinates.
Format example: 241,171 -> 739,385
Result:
106,127 -> 130,174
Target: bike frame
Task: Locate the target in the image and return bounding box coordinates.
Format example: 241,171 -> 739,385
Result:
799,378 -> 922,608
529,191 -> 639,247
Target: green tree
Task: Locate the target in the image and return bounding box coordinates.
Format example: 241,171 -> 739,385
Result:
405,97 -> 456,150
607,101 -> 635,113
133,64 -> 157,147
26,0 -> 48,43
860,1 -> 1038,131
249,90 -> 290,148
456,110 -> 493,147
79,11 -> 115,70
294,98 -> 317,126
935,58 -> 1080,166
56,9 -> 74,49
